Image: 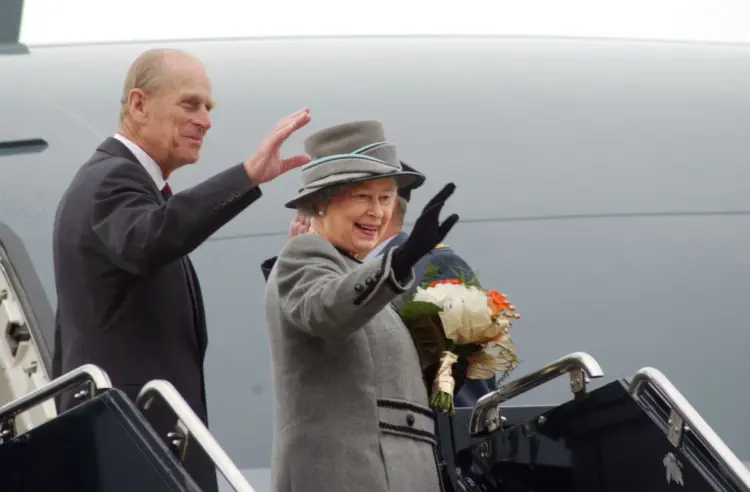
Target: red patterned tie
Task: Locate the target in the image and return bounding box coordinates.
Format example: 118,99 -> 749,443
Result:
162,183 -> 173,200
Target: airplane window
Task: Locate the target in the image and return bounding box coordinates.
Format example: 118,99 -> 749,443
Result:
0,138 -> 48,157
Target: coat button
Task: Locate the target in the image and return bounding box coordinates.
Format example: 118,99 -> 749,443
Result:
354,283 -> 364,293
406,414 -> 415,427
365,276 -> 375,285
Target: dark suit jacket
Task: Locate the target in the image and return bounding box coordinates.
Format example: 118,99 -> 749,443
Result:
52,137 -> 262,492
260,231 -> 496,407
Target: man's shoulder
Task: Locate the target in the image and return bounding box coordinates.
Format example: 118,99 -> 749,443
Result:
68,150 -> 143,191
86,151 -> 145,181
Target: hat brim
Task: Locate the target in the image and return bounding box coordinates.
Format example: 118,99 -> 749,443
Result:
400,160 -> 425,190
284,170 -> 423,209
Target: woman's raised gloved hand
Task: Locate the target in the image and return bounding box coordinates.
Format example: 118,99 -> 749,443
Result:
391,183 -> 460,282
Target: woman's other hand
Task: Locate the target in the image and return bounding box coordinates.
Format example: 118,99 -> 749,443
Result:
288,213 -> 311,238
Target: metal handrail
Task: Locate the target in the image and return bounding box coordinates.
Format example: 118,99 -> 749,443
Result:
629,366 -> 750,489
0,363 -> 112,439
469,351 -> 604,436
136,379 -> 256,492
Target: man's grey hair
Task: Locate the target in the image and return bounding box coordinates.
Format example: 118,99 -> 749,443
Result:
118,48 -> 202,123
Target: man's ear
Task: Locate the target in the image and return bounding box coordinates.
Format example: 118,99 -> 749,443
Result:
127,88 -> 149,124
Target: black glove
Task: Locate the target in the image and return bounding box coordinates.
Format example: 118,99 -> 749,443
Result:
392,183 -> 459,282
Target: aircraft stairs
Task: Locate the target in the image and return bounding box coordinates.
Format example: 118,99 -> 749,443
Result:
0,364 -> 256,492
440,352 -> 750,492
0,354 -> 748,492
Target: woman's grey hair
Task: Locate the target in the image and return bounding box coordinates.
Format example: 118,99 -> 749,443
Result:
296,185 -> 342,217
393,196 -> 408,226
296,177 -> 400,217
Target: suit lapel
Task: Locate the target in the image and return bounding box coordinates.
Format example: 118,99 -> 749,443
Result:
184,258 -> 208,356
97,137 -> 204,353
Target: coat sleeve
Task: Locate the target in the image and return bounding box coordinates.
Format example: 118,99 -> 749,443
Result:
89,159 -> 262,276
274,234 -> 415,340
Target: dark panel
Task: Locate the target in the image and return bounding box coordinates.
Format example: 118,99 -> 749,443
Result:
0,388 -> 202,492
456,381 -> 740,492
0,138 -> 48,157
0,0 -> 23,45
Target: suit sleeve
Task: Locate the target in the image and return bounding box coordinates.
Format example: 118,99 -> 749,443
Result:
275,234 -> 415,340
89,160 -> 262,276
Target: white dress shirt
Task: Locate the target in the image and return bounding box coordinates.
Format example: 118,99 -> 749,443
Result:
113,133 -> 167,191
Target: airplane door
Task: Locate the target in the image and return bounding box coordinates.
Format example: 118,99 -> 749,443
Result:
0,52 -> 106,433
0,222 -> 57,432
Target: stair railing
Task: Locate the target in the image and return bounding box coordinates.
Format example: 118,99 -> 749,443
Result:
629,366 -> 750,490
469,351 -> 604,436
0,363 -> 112,442
136,379 -> 256,492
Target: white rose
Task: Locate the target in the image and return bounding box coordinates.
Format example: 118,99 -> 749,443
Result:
437,285 -> 493,344
413,283 -> 462,309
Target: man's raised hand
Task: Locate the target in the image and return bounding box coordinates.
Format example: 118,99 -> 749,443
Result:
244,108 -> 312,184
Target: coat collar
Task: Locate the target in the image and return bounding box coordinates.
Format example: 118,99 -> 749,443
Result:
112,133 -> 166,191
97,136 -> 167,192
95,137 -> 167,202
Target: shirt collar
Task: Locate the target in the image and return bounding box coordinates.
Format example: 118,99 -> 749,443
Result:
113,133 -> 167,191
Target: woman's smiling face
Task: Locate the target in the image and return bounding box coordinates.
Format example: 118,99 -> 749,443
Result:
314,178 -> 398,258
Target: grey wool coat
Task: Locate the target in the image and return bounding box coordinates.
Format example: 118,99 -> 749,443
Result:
264,233 -> 444,492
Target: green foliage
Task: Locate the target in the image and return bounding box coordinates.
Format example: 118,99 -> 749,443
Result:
429,390 -> 455,416
419,263 -> 482,290
399,300 -> 441,324
492,342 -> 522,385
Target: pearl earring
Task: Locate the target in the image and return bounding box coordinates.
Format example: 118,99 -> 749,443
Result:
318,210 -> 324,216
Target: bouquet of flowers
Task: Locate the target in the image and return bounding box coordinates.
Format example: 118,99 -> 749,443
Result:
399,269 -> 520,415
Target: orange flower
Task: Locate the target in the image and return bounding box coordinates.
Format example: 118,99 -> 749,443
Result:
428,278 -> 462,288
486,290 -> 510,315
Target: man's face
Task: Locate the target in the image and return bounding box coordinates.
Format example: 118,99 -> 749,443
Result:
138,56 -> 214,173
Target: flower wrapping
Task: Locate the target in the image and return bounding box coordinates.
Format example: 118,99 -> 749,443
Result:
399,272 -> 520,415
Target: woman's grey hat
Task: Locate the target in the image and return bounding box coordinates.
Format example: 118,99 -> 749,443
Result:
284,121 -> 425,209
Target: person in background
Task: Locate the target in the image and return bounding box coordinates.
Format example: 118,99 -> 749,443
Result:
264,120 -> 459,492
52,47 -> 311,492
364,163 -> 497,409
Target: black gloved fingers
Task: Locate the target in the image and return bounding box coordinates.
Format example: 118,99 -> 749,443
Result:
437,213 -> 459,240
422,182 -> 456,215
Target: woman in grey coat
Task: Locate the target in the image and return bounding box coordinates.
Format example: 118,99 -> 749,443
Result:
264,121 -> 460,492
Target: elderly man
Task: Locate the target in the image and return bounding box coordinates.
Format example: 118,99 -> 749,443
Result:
52,48 -> 311,492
